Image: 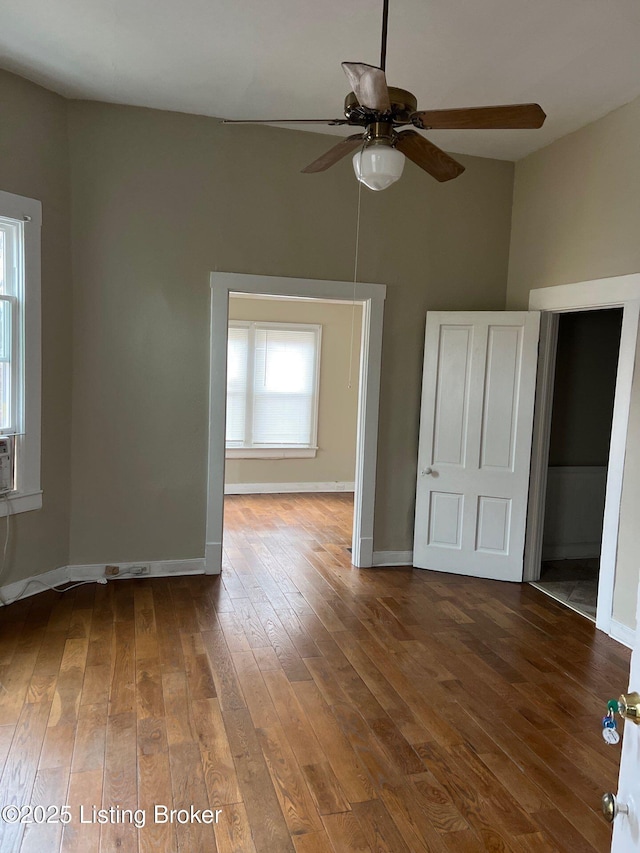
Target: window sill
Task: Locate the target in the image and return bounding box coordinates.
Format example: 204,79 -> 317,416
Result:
0,490 -> 42,516
226,447 -> 318,460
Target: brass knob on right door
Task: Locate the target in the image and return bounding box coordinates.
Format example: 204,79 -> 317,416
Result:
619,692 -> 640,724
602,792 -> 629,823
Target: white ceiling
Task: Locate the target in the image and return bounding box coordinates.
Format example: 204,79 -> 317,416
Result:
3,0 -> 640,160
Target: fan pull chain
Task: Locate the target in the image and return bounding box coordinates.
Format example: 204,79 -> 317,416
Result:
347,159 -> 364,390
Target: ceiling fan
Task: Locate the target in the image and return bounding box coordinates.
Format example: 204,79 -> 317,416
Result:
223,0 -> 546,190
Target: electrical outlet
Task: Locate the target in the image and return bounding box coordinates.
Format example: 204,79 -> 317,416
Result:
105,563 -> 151,578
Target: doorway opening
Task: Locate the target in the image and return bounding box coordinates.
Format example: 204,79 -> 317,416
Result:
531,308 -> 623,621
223,292 -> 362,563
206,272 -> 386,574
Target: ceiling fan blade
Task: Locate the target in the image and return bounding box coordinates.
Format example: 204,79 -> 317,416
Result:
412,103 -> 546,130
301,134 -> 365,173
222,118 -> 348,125
342,62 -> 391,112
395,131 -> 465,182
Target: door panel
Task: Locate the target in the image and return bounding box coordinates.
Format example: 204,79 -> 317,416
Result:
611,587 -> 640,851
480,325 -> 521,470
476,495 -> 511,554
432,325 -> 472,467
428,491 -> 463,548
414,311 -> 540,582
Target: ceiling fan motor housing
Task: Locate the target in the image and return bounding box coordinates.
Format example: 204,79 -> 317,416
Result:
344,87 -> 418,125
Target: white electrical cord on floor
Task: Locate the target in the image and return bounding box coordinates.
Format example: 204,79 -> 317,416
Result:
0,577 -> 103,608
0,492 -> 103,607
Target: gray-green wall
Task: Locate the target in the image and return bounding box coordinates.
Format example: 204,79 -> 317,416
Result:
66,100 -> 514,564
507,93 -> 640,629
0,70 -> 72,584
0,67 -> 514,582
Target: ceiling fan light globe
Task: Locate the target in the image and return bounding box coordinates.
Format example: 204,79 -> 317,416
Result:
352,144 -> 405,191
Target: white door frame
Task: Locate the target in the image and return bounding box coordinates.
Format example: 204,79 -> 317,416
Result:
205,272 -> 386,574
525,273 -> 640,636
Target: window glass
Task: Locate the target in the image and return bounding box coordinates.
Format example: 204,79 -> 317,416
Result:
226,322 -> 320,448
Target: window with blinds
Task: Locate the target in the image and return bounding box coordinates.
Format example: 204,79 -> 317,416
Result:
226,321 -> 321,450
0,189 -> 42,514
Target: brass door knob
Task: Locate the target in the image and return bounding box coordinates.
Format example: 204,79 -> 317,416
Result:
602,792 -> 629,823
619,692 -> 640,724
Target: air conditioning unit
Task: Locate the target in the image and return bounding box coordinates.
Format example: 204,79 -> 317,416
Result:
0,438 -> 14,494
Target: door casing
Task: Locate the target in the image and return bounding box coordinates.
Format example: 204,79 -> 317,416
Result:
525,274 -> 640,640
206,272 -> 386,574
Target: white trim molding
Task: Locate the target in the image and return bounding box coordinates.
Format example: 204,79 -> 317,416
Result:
225,481 -> 354,495
208,272 -> 386,573
609,619 -> 635,650
523,311 -> 557,582
226,448 -> 318,459
0,558 -> 206,605
205,542 -> 222,576
529,274 -> 640,311
528,273 -> 640,637
66,558 -> 205,582
372,550 -> 414,567
0,490 -> 42,516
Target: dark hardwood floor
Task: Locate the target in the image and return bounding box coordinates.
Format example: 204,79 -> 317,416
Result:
0,493 -> 629,851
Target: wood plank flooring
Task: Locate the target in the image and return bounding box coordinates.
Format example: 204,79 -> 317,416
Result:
0,493 -> 629,852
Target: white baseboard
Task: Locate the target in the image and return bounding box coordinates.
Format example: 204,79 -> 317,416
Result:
205,542 -> 222,576
224,481 -> 355,495
541,542 -> 602,561
1,558 -> 206,605
609,618 -> 635,649
67,558 -> 205,582
372,550 -> 414,567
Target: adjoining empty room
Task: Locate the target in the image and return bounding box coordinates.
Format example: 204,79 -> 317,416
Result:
533,309 -> 623,621
222,292 -> 363,585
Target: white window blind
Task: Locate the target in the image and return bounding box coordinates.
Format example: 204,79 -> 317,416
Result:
0,219 -> 20,435
226,321 -> 321,449
226,325 -> 249,444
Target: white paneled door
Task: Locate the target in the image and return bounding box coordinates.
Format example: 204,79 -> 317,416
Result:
413,312 -> 540,581
609,584 -> 640,850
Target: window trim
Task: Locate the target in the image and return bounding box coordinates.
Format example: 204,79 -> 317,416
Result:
225,319 -> 322,456
0,190 -> 42,516
225,447 -> 318,460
